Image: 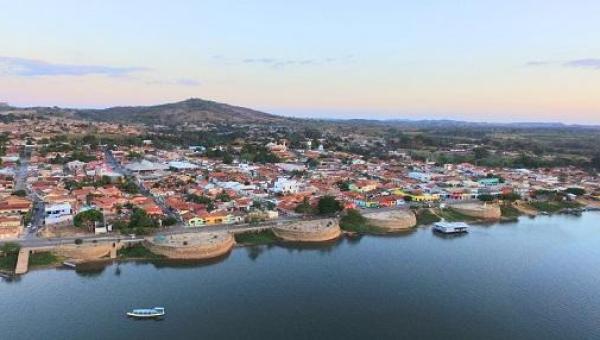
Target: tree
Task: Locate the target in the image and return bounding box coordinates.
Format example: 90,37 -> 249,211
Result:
217,192 -> 232,202
187,194 -> 212,204
591,154 -> 600,170
317,196 -> 342,215
473,147 -> 490,160
294,197 -> 314,214
339,209 -> 367,231
565,187 -> 586,196
128,208 -> 157,229
74,209 -> 103,231
478,194 -> 496,202
162,216 -> 178,226
306,158 -> 319,169
11,189 -> 26,197
222,153 -> 234,164
501,192 -> 521,202
336,181 -> 351,191
119,178 -> 139,194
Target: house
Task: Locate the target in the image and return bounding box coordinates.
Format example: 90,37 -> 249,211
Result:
0,214 -> 23,239
0,196 -> 32,215
272,177 -> 300,194
478,178 -> 501,187
409,171 -> 432,182
349,180 -> 378,193
45,202 -> 73,225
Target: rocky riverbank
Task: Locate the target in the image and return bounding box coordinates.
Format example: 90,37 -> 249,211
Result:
272,219 -> 342,242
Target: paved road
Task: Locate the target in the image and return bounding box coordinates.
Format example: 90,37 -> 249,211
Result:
104,149 -> 177,221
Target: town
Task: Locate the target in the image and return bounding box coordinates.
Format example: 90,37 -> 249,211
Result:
0,113 -> 599,274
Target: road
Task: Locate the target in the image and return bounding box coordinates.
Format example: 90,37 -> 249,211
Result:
14,149 -> 45,239
104,149 -> 177,222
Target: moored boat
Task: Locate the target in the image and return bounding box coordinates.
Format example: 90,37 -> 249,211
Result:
126,307 -> 165,318
433,222 -> 469,234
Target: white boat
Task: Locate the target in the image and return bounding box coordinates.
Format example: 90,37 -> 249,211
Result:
126,307 -> 165,318
433,221 -> 469,234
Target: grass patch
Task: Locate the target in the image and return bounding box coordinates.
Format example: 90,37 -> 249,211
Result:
29,252 -> 62,267
339,209 -> 386,233
0,254 -> 18,271
500,204 -> 521,219
235,229 -> 279,245
416,209 -> 441,226
438,208 -> 478,222
118,244 -> 164,259
529,200 -> 583,213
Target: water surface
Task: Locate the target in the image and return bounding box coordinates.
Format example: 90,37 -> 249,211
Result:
2,213 -> 600,339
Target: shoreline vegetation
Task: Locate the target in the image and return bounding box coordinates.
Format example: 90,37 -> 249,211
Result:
234,229 -> 279,246
1,200 -> 594,276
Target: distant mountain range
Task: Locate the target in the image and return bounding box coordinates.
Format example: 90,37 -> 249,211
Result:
1,98 -> 598,130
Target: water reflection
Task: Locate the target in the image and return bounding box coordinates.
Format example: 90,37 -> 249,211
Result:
75,262 -> 108,277
431,231 -> 469,240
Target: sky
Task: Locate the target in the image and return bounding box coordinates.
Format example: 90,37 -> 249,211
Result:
1,0 -> 600,124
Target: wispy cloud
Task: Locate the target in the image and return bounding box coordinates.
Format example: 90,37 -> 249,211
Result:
563,58 -> 600,70
214,55 -> 355,69
145,78 -> 201,87
174,78 -> 201,86
524,60 -> 551,67
0,56 -> 147,77
525,58 -> 600,70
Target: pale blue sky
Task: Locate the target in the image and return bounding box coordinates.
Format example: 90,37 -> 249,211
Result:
1,1 -> 600,123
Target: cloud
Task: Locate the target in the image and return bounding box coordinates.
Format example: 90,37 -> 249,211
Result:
238,55 -> 355,69
0,56 -> 147,77
525,60 -> 550,67
173,78 -> 201,86
211,54 -> 355,69
563,58 -> 600,70
145,78 -> 201,87
525,58 -> 600,70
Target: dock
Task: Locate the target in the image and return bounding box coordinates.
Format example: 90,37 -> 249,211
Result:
15,248 -> 30,275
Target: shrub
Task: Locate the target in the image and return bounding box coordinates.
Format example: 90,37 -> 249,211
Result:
317,196 -> 342,215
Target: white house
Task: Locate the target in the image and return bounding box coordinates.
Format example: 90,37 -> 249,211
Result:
409,171 -> 432,183
272,177 -> 300,194
45,202 -> 73,225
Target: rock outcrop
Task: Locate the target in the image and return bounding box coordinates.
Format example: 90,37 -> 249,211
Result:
144,232 -> 234,260
363,210 -> 417,232
272,219 -> 341,242
450,202 -> 502,220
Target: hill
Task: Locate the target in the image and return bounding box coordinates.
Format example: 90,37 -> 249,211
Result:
72,98 -> 290,125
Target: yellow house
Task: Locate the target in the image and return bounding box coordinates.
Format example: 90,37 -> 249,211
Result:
391,189 -> 440,202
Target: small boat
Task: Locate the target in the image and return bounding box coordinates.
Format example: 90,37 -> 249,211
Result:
433,222 -> 469,234
126,307 -> 165,318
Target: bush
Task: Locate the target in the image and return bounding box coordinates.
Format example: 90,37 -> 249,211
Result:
317,196 -> 342,215
294,197 -> 315,214
565,187 -> 586,196
478,194 -> 496,202
162,216 -> 177,226
74,238 -> 83,245
0,242 -> 21,255
11,189 -> 27,197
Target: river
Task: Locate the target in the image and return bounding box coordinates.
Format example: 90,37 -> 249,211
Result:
2,213 -> 600,339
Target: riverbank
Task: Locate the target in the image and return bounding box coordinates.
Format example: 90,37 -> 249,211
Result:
2,200 -> 595,276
